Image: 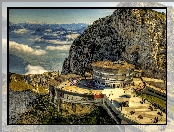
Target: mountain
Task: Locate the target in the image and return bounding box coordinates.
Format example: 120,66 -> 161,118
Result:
61,8 -> 166,80
117,2 -> 174,42
116,2 -> 174,85
8,73 -> 117,125
9,89 -> 39,124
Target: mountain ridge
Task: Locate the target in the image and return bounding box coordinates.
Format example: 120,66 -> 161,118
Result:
61,8 -> 166,80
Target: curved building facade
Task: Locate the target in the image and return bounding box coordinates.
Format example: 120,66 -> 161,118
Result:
92,60 -> 135,88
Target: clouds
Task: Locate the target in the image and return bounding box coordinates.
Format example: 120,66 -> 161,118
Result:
12,28 -> 29,34
45,45 -> 71,51
9,40 -> 71,56
9,41 -> 46,55
25,64 -> 48,75
47,40 -> 72,45
32,46 -> 41,49
66,34 -> 80,39
35,38 -> 72,45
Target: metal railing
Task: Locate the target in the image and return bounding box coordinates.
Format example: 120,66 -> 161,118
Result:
59,97 -> 102,104
102,95 -> 140,124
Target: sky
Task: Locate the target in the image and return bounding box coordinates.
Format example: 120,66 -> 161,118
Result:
9,9 -> 116,24
8,8 -> 167,24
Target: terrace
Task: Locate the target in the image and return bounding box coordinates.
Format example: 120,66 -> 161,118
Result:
54,76 -> 166,124
102,87 -> 166,124
56,79 -> 103,95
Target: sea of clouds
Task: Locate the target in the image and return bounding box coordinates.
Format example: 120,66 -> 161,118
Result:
12,28 -> 29,34
45,45 -> 71,51
24,64 -> 48,75
9,41 -> 46,55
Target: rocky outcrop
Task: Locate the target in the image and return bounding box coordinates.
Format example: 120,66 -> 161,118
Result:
61,9 -> 166,80
8,72 -> 83,124
9,90 -> 39,124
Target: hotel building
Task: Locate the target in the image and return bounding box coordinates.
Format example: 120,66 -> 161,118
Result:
92,60 -> 135,88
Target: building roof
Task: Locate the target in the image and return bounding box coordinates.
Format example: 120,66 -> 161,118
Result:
92,60 -> 135,70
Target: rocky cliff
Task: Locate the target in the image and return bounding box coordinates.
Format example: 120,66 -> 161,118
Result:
9,89 -> 40,124
61,9 -> 166,80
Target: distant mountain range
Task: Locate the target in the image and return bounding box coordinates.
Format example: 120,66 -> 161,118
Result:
9,22 -> 88,32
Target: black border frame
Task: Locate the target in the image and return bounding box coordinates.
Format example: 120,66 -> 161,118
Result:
7,6 -> 167,125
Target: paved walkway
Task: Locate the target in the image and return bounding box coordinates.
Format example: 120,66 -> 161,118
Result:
57,80 -> 102,95
56,79 -> 166,124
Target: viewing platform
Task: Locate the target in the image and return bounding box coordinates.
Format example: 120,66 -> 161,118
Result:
53,77 -> 166,124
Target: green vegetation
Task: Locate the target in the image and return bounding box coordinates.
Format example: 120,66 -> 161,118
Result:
138,9 -> 166,25
9,73 -> 48,94
15,95 -> 116,124
139,9 -> 147,17
138,94 -> 166,111
157,54 -> 166,70
42,105 -> 116,124
9,74 -> 33,92
147,9 -> 166,20
145,80 -> 166,89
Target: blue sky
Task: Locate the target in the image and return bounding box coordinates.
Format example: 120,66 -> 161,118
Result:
9,9 -> 116,24
2,2 -> 172,24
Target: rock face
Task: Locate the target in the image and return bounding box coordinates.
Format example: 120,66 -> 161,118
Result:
61,9 -> 166,80
9,90 -> 39,124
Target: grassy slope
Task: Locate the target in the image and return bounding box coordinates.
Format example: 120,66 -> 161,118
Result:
9,73 -> 48,94
138,94 -> 166,110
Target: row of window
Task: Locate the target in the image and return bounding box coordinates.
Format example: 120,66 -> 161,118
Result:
93,70 -> 131,76
93,75 -> 132,82
94,77 -> 133,83
94,74 -> 131,79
